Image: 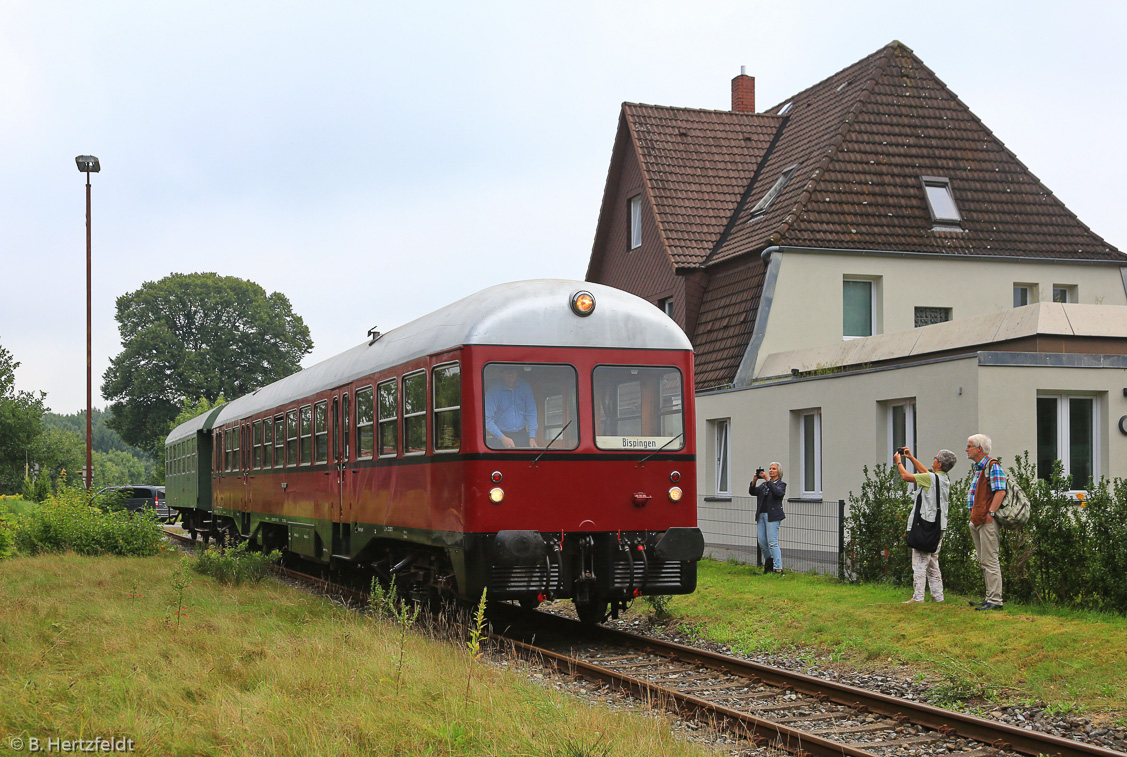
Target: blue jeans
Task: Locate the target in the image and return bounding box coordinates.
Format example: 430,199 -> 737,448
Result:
757,514 -> 782,570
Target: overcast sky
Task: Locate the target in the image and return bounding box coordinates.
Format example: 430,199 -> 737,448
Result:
3,1 -> 1125,414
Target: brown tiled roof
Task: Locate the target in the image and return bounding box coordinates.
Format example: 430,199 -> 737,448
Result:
692,260 -> 764,390
622,104 -> 781,269
710,41 -> 1122,263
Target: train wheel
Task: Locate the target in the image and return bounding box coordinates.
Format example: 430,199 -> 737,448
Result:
575,598 -> 609,625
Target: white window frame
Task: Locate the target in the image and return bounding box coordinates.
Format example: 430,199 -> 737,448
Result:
1037,393 -> 1100,494
713,419 -> 731,496
659,297 -> 674,318
799,409 -> 822,498
843,278 -> 875,339
629,194 -> 643,249
1013,284 -> 1034,308
887,399 -> 916,465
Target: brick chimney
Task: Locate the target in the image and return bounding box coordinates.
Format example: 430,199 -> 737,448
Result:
731,66 -> 755,113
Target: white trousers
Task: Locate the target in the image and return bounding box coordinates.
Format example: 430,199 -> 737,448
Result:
910,534 -> 944,602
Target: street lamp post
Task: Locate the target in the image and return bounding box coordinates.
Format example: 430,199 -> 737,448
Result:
75,155 -> 100,490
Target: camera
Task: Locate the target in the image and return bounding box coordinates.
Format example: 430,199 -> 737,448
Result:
755,467 -> 764,476
896,447 -> 907,456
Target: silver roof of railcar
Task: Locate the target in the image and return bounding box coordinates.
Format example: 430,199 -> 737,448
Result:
166,279 -> 691,444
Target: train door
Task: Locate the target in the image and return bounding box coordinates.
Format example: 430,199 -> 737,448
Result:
331,386 -> 352,558
241,421 -> 252,514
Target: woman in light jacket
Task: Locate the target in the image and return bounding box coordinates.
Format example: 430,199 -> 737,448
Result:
750,462 -> 786,575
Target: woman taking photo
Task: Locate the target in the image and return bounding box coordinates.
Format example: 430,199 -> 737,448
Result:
750,462 -> 786,575
895,447 -> 957,603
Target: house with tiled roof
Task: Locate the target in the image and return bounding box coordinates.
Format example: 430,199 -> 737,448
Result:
587,41 -> 1127,560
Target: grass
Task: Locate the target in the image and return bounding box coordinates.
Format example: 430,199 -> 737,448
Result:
0,553 -> 712,757
670,559 -> 1127,715
0,496 -> 36,517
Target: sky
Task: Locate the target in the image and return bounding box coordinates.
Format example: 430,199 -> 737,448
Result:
3,1 -> 1126,415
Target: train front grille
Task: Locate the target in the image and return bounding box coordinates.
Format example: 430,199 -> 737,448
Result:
490,563 -> 562,595
611,558 -> 684,591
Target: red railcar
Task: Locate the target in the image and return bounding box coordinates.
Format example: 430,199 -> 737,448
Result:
165,280 -> 702,621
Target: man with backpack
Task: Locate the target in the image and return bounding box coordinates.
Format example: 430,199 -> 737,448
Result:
966,434 -> 1006,611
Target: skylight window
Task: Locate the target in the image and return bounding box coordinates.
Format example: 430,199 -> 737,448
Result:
778,101 -> 794,115
750,164 -> 799,217
920,176 -> 961,225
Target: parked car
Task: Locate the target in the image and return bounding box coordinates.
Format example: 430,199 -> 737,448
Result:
95,485 -> 171,521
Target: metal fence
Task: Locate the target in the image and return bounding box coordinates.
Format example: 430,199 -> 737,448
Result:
697,495 -> 845,576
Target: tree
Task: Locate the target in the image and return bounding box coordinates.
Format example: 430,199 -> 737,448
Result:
0,340 -> 47,494
101,273 -> 313,456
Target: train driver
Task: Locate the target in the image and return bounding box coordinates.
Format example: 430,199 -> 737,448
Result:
484,365 -> 540,448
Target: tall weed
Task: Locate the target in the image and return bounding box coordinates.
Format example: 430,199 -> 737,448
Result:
193,539 -> 281,585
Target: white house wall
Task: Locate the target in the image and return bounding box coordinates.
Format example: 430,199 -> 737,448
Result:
755,250 -> 1127,378
698,356 -> 981,508
977,361 -> 1127,483
698,355 -> 1127,518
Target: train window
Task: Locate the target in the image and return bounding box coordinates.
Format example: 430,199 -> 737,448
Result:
483,363 -> 578,450
593,366 -> 684,451
264,416 -> 274,469
225,428 -> 234,471
314,400 -> 328,464
403,372 -> 426,454
274,414 -> 285,468
299,405 -> 313,465
377,379 -> 398,457
285,410 -> 298,467
355,386 -> 374,459
433,363 -> 460,452
252,420 -> 263,469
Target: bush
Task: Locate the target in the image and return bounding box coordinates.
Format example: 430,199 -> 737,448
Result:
193,539 -> 281,585
0,514 -> 14,560
842,463 -> 912,585
10,475 -> 165,557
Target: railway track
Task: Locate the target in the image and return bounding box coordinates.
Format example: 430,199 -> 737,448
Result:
160,529 -> 1122,757
491,609 -> 1123,757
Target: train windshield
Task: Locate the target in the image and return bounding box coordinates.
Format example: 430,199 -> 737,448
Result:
593,366 -> 684,451
482,363 -> 579,450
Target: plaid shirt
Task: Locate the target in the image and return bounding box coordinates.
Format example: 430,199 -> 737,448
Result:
967,457 -> 1007,509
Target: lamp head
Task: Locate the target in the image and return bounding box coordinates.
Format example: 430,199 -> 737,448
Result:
75,155 -> 100,173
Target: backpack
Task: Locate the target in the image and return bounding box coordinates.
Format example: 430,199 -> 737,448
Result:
994,467 -> 1032,529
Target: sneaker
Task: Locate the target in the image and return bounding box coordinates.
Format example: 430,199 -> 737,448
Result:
772,569 -> 785,576
902,598 -> 924,603
967,600 -> 987,608
974,602 -> 1003,611
933,598 -> 945,603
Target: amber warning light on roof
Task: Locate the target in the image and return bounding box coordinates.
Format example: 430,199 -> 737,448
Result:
570,290 -> 596,316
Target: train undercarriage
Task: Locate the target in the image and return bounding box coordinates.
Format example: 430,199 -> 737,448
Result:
172,507 -> 703,624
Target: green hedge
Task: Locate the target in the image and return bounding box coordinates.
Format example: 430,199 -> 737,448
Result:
842,454 -> 1127,614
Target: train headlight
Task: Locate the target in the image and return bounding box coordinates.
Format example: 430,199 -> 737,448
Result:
489,487 -> 505,504
668,487 -> 683,502
570,290 -> 596,317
